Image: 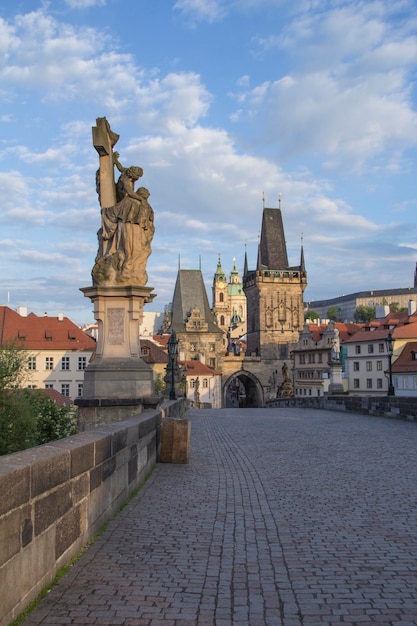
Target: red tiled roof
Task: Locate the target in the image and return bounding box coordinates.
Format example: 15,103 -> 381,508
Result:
392,341 -> 417,374
181,360 -> 222,376
345,322 -> 417,344
0,306 -> 96,351
140,339 -> 169,364
28,388 -> 73,407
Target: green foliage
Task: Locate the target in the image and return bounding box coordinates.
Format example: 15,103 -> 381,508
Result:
0,344 -> 77,455
327,306 -> 342,321
0,390 -> 37,455
31,391 -> 77,445
154,373 -> 166,394
304,309 -> 320,321
354,305 -> 376,323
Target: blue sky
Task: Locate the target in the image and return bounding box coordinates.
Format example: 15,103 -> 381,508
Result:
1,0 -> 416,325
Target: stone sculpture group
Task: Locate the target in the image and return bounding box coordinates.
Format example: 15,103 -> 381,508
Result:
92,117 -> 154,287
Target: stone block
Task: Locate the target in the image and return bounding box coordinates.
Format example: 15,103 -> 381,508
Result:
34,485 -> 72,536
72,474 -> 89,503
0,465 -> 30,516
70,442 -> 94,477
95,435 -> 112,464
56,505 -> 82,558
31,450 -> 70,498
0,509 -> 21,567
112,428 -> 128,455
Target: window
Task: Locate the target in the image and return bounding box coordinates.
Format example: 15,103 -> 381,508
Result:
318,353 -> 323,363
377,379 -> 383,389
78,356 -> 87,370
220,315 -> 225,326
203,379 -> 208,388
45,383 -> 54,389
45,356 -> 54,370
354,362 -> 360,371
190,379 -> 195,388
190,343 -> 196,352
61,383 -> 70,397
366,361 -> 372,371
368,344 -> 374,354
209,358 -> 215,368
379,343 -> 385,353
403,377 -> 409,390
27,356 -> 37,370
219,292 -> 224,303
354,379 -> 360,389
77,383 -> 83,397
27,384 -> 37,389
61,356 -> 70,370
377,360 -> 383,371
308,353 -> 315,364
366,379 -> 373,389
299,354 -> 306,364
209,343 -> 215,352
355,345 -> 361,354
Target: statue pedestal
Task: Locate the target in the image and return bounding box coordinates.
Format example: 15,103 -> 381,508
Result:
328,360 -> 344,394
76,285 -> 158,430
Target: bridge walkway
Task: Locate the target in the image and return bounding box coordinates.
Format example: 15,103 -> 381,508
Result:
22,407 -> 417,625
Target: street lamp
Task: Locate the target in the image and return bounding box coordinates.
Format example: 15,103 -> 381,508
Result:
385,330 -> 395,397
167,331 -> 178,400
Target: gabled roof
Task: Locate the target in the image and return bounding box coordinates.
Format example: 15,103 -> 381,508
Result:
140,339 -> 169,364
344,322 -> 417,343
29,388 -> 73,407
307,322 -> 362,343
0,306 -> 96,351
170,269 -> 221,334
392,341 -> 417,374
181,360 -> 222,376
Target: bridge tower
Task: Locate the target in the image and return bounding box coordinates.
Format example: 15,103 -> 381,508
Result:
243,204 -> 307,362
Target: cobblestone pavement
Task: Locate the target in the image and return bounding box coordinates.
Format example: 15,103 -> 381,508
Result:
23,408 -> 417,626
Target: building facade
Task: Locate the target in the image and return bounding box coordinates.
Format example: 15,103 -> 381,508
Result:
212,257 -> 246,341
0,306 -> 96,402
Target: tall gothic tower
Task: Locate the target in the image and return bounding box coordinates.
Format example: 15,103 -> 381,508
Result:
243,206 -> 307,360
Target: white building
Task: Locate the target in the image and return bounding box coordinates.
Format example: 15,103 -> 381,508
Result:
0,306 -> 96,402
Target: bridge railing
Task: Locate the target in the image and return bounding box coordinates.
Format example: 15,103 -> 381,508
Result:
0,409 -> 162,626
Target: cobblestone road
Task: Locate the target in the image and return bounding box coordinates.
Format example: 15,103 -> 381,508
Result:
23,408 -> 417,626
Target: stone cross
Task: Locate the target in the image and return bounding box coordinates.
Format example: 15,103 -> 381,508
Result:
92,117 -> 119,208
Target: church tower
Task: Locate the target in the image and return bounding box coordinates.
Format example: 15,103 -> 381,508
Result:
212,256 -> 229,329
243,205 -> 307,361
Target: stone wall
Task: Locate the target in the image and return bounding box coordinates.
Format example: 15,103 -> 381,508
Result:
266,395 -> 417,421
0,409 -> 161,626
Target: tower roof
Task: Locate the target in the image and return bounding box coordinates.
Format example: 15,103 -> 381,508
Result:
214,256 -> 226,281
170,269 -> 221,333
259,208 -> 289,270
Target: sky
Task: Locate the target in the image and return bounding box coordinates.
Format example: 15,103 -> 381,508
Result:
1,0 -> 417,326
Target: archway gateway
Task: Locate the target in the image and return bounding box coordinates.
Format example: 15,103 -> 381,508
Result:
223,371 -> 264,408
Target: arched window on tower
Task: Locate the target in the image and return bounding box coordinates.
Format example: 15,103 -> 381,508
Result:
220,315 -> 225,326
219,292 -> 224,303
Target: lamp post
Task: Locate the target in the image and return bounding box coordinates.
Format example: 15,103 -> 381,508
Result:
385,330 -> 395,396
167,331 -> 178,400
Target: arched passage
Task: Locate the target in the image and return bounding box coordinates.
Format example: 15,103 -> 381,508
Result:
223,371 -> 264,408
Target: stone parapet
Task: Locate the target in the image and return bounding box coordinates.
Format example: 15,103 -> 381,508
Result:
0,409 -> 161,626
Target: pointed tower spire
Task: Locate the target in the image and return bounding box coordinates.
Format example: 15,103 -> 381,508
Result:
414,261 -> 417,288
300,233 -> 305,273
256,232 -> 262,271
243,242 -> 248,277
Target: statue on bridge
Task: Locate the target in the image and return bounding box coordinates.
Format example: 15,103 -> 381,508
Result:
92,117 -> 154,287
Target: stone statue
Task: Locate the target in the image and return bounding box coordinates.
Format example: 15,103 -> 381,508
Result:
91,117 -> 154,287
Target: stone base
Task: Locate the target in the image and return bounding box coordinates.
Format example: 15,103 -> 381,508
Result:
160,418 -> 191,464
82,357 -> 154,399
328,383 -> 345,394
75,396 -> 160,431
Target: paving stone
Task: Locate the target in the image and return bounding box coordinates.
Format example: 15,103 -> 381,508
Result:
20,408 -> 417,625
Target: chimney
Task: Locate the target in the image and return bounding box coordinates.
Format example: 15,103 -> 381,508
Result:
16,306 -> 28,317
58,312 -> 64,322
409,300 -> 417,316
375,305 -> 390,319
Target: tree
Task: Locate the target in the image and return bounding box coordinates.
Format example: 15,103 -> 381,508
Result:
327,306 -> 342,321
304,310 -> 320,321
354,305 -> 376,323
0,342 -> 77,455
